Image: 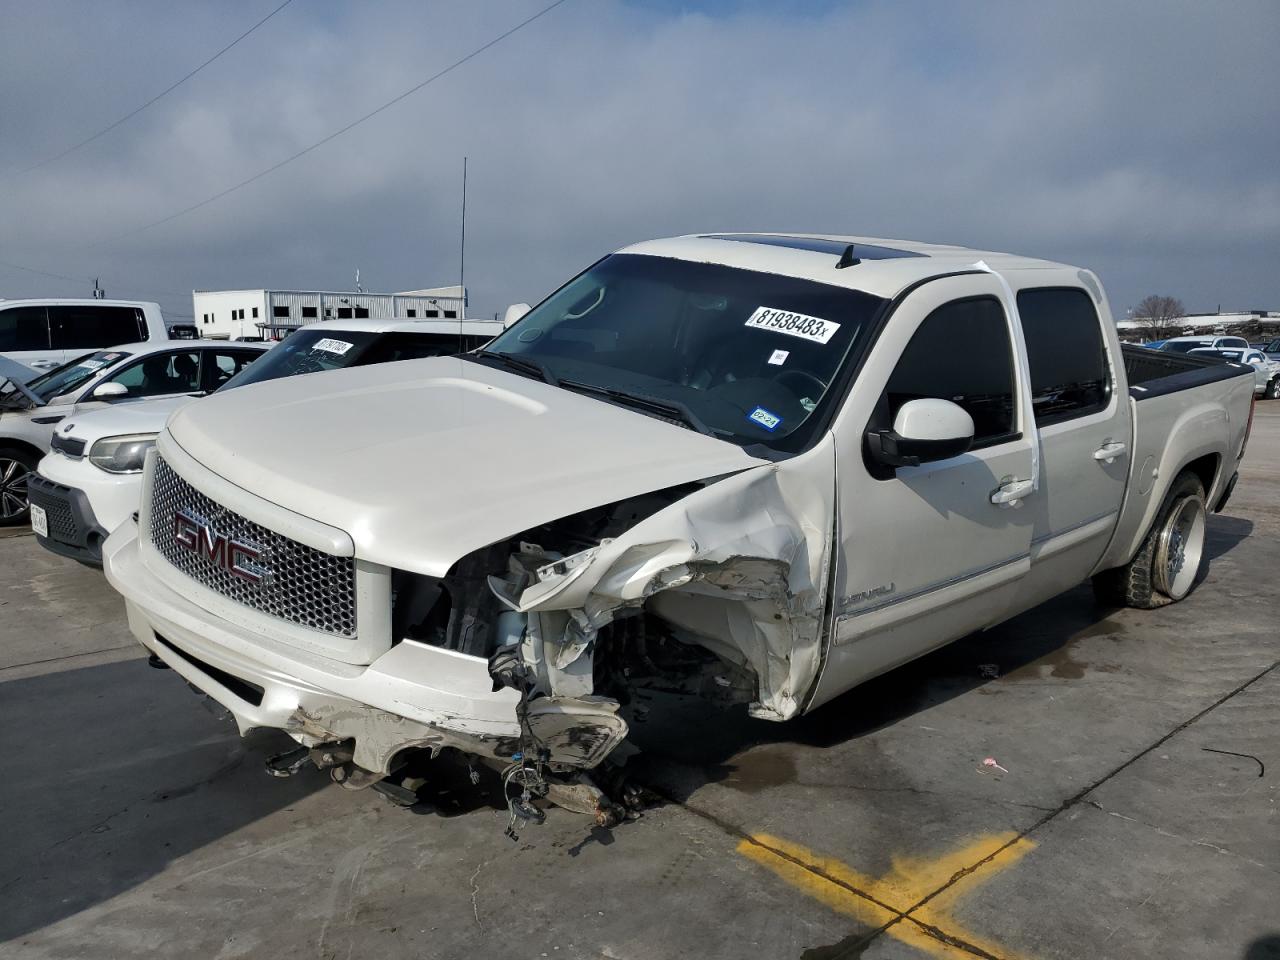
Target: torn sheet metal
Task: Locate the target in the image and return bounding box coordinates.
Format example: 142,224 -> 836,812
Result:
510,436 -> 837,721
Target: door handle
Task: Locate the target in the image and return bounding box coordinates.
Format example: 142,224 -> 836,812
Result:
1093,442 -> 1127,463
30,360 -> 59,369
990,478 -> 1034,506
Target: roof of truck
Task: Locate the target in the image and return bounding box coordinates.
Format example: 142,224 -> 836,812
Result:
619,233 -> 1083,300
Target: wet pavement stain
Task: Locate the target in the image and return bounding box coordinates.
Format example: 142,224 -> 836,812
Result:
801,925 -> 876,959
720,748 -> 798,793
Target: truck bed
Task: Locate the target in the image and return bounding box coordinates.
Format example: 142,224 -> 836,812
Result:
1121,343 -> 1251,400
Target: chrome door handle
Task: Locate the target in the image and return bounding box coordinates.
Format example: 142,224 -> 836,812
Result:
30,360 -> 59,369
1093,442 -> 1127,463
991,478 -> 1034,506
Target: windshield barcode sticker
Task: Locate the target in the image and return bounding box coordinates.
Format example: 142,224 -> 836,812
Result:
312,338 -> 354,355
745,306 -> 840,344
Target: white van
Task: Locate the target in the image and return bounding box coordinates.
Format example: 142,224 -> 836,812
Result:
0,299 -> 169,371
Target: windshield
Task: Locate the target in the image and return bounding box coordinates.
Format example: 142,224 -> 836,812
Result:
23,351 -> 132,404
476,254 -> 886,451
218,330 -> 383,390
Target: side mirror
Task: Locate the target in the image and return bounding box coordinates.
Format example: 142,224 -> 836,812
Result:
867,398 -> 974,468
503,303 -> 531,329
92,381 -> 129,400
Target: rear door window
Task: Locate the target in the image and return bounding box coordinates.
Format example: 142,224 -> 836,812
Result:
49,305 -> 146,349
1015,287 -> 1110,425
203,348 -> 263,392
0,306 -> 51,351
882,297 -> 1017,446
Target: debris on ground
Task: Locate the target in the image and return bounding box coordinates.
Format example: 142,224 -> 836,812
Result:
981,757 -> 1009,774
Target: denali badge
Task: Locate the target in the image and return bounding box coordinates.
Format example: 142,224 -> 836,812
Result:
173,508 -> 271,584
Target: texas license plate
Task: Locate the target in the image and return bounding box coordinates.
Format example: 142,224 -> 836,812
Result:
30,503 -> 48,538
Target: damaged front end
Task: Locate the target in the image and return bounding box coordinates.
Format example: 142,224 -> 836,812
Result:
392,443 -> 836,796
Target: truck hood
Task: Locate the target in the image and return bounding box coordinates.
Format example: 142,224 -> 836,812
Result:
59,396 -> 195,446
165,356 -> 768,575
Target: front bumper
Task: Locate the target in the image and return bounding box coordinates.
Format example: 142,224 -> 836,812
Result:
27,473 -> 109,565
103,519 -> 525,775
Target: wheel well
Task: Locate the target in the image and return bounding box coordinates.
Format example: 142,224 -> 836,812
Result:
0,439 -> 44,463
1180,453 -> 1219,496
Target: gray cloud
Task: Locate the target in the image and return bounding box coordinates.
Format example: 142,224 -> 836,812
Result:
1,0 -> 1277,321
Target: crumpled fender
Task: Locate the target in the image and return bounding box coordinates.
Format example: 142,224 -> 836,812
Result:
512,436 -> 837,721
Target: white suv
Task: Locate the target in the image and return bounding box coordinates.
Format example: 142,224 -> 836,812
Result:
0,299 -> 169,371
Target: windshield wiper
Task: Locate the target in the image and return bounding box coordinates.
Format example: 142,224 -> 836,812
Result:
470,350 -> 559,386
557,378 -> 725,438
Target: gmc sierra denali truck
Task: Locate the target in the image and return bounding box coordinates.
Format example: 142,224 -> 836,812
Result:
103,234 -> 1256,823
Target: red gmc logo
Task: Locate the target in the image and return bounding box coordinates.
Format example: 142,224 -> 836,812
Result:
173,508 -> 271,585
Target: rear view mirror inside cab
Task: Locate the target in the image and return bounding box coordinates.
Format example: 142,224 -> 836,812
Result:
867,398 -> 974,468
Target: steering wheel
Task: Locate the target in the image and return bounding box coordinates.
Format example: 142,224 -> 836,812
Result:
775,369 -> 828,399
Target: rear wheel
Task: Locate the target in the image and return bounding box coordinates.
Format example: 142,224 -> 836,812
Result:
0,447 -> 37,527
1092,471 -> 1207,609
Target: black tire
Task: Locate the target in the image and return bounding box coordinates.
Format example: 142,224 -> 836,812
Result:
1091,471 -> 1207,610
0,446 -> 38,527
1266,377 -> 1280,400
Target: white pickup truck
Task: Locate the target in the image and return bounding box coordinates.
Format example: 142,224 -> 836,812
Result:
103,235 -> 1256,824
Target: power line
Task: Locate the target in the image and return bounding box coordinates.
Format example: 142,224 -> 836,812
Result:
0,257 -> 88,285
10,0 -> 296,179
89,0 -> 569,249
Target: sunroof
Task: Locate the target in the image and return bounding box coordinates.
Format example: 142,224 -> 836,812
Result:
701,234 -> 927,260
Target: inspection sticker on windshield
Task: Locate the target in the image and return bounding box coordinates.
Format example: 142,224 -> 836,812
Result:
767,349 -> 789,365
747,406 -> 783,431
312,338 -> 354,356
745,306 -> 840,344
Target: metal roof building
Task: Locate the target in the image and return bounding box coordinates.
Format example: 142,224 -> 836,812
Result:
192,285 -> 467,340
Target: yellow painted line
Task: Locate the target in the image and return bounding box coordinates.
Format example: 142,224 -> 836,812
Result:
737,832 -> 1038,960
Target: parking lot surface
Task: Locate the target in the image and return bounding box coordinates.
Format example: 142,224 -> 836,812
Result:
2,409 -> 1278,960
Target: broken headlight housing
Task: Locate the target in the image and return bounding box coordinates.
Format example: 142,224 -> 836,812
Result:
88,433 -> 157,474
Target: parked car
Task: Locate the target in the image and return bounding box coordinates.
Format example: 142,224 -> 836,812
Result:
29,317 -> 503,563
102,234 -> 1256,825
1261,337 -> 1280,363
0,340 -> 267,526
1158,334 -> 1250,354
0,299 -> 169,371
1189,346 -> 1280,399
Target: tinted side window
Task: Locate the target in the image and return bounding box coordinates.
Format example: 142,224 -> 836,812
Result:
883,297 -> 1016,444
107,351 -> 201,398
0,306 -> 50,351
49,305 -> 145,349
1016,288 -> 1109,425
203,349 -> 261,392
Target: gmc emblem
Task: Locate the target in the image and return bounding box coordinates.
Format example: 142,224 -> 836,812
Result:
173,508 -> 272,585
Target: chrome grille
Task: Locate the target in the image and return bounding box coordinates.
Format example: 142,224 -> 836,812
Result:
147,457 -> 356,637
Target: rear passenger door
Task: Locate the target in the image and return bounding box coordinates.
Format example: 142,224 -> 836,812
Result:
1005,284 -> 1130,614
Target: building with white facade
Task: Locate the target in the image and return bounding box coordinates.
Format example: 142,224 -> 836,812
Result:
192,285 -> 466,340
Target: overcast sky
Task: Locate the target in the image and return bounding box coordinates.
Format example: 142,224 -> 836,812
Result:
1,0 -> 1277,321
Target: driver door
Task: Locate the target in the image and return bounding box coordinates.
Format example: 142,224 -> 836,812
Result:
808,274 -> 1037,708
73,350 -> 203,414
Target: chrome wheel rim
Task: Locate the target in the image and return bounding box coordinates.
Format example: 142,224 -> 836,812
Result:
1154,494 -> 1206,599
0,457 -> 31,520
